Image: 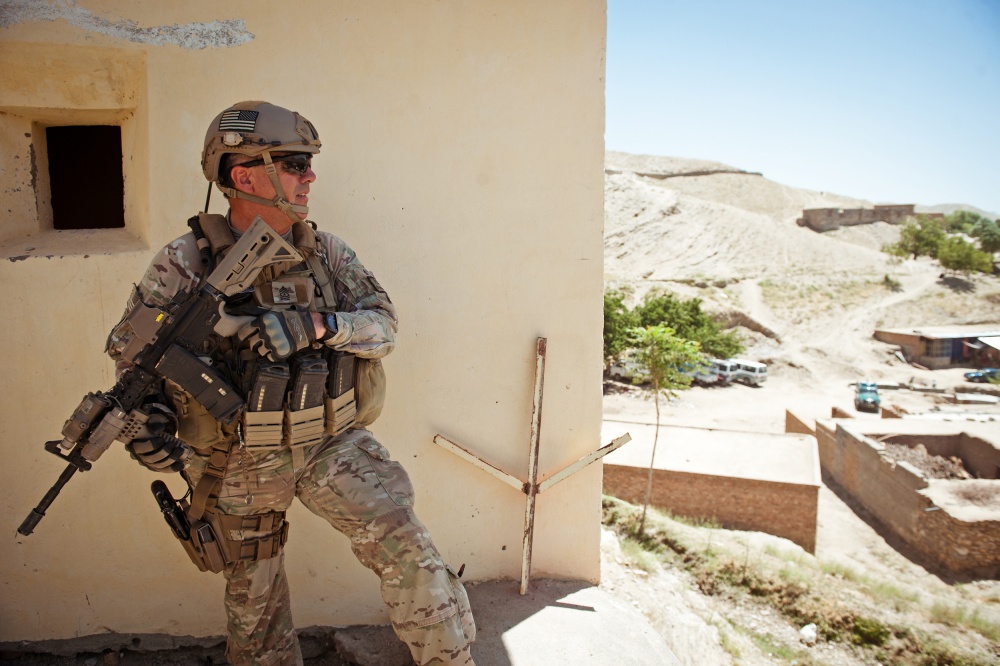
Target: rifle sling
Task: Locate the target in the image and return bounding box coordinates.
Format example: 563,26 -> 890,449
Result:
188,436 -> 235,521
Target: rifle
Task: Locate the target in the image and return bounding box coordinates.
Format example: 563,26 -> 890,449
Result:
18,217 -> 303,536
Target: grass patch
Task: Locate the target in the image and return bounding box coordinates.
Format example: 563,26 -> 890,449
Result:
619,536 -> 659,572
601,494 -> 1000,666
747,630 -> 801,661
930,603 -> 1000,642
820,560 -> 863,583
865,580 -> 919,611
777,564 -> 813,587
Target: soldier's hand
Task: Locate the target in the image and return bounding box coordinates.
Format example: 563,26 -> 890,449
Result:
127,413 -> 193,473
239,308 -> 316,361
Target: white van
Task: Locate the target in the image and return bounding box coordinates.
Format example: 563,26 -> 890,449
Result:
709,358 -> 740,384
732,359 -> 768,386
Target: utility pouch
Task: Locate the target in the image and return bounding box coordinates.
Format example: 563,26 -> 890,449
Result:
354,358 -> 386,428
181,515 -> 230,574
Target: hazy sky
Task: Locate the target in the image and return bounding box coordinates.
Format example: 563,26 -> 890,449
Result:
605,0 -> 1000,214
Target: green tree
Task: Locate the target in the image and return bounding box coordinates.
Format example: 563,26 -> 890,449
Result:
882,215 -> 946,259
628,325 -> 704,535
943,210 -> 991,235
937,236 -> 994,275
635,291 -> 743,359
970,218 -> 1000,254
603,287 -> 639,366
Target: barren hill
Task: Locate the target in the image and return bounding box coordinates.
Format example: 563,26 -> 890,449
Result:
604,151 -> 1000,390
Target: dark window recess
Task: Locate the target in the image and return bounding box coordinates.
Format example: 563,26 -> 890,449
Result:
46,125 -> 125,230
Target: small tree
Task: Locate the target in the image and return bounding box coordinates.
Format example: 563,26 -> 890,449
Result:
882,215 -> 946,260
937,236 -> 994,275
603,287 -> 639,367
629,325 -> 704,535
970,218 -> 1000,254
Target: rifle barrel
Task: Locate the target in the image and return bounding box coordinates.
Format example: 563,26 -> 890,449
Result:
18,463 -> 80,536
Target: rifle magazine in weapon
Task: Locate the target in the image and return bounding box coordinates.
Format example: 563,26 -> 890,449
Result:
155,345 -> 243,424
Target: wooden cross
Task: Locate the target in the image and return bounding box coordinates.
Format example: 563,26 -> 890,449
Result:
433,337 -> 631,594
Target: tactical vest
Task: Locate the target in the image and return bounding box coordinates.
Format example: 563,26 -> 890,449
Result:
168,213 -> 386,460
162,213 -> 386,573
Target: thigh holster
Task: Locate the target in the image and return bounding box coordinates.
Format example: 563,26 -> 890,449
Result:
153,434 -> 290,574
175,506 -> 289,574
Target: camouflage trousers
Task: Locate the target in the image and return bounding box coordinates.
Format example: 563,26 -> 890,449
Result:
185,428 -> 477,666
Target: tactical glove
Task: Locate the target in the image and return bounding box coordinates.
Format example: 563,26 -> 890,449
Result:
127,411 -> 193,473
239,308 -> 316,361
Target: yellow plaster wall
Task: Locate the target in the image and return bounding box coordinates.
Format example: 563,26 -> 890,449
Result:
0,0 -> 606,641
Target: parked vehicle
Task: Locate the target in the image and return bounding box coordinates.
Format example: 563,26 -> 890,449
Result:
681,361 -> 719,385
709,358 -> 740,384
731,359 -> 768,386
964,368 -> 999,383
854,381 -> 881,412
609,351 -> 649,382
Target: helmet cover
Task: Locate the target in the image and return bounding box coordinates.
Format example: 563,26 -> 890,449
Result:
202,101 -> 321,183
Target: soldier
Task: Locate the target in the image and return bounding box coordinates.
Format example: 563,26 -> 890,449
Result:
106,101 -> 476,666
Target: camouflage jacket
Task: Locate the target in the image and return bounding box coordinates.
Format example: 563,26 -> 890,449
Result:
106,226 -> 397,372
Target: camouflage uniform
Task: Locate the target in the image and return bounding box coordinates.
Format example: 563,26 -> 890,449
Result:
108,229 -> 476,666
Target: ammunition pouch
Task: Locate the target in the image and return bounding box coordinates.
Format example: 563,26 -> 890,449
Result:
178,506 -> 289,574
239,350 -> 384,455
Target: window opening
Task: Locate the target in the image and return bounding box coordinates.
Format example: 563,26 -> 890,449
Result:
45,125 -> 125,230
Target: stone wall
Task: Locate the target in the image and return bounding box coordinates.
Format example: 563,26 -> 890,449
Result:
797,204 -> 916,232
882,433 -> 999,479
815,422 -> 1000,575
604,465 -> 818,553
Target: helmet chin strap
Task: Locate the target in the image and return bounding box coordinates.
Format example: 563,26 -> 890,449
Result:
217,150 -> 307,224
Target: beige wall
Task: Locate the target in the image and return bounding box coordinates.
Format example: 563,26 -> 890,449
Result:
0,0 -> 607,641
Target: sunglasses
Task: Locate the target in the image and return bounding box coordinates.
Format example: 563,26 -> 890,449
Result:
238,153 -> 312,176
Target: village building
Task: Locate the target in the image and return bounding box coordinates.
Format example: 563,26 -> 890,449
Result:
875,324 -> 1000,369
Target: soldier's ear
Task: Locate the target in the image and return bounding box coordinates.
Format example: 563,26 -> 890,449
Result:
230,164 -> 256,194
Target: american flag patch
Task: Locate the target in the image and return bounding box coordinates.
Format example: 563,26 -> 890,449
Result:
218,109 -> 259,132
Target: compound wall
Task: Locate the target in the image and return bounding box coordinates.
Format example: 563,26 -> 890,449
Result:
797,205 -> 916,231
815,421 -> 1000,575
604,465 -> 819,552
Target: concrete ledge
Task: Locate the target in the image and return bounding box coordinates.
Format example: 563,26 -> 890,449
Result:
0,580 -> 680,666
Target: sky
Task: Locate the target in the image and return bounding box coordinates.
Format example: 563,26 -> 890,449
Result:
605,0 -> 1000,215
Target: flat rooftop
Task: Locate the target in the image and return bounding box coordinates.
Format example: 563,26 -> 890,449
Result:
602,421 -> 820,486
876,324 -> 1000,339
816,418 -> 1000,441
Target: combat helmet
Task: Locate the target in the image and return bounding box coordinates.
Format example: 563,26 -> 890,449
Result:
202,101 -> 321,222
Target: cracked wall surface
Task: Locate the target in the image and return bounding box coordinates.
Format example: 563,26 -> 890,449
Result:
0,0 -> 253,48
